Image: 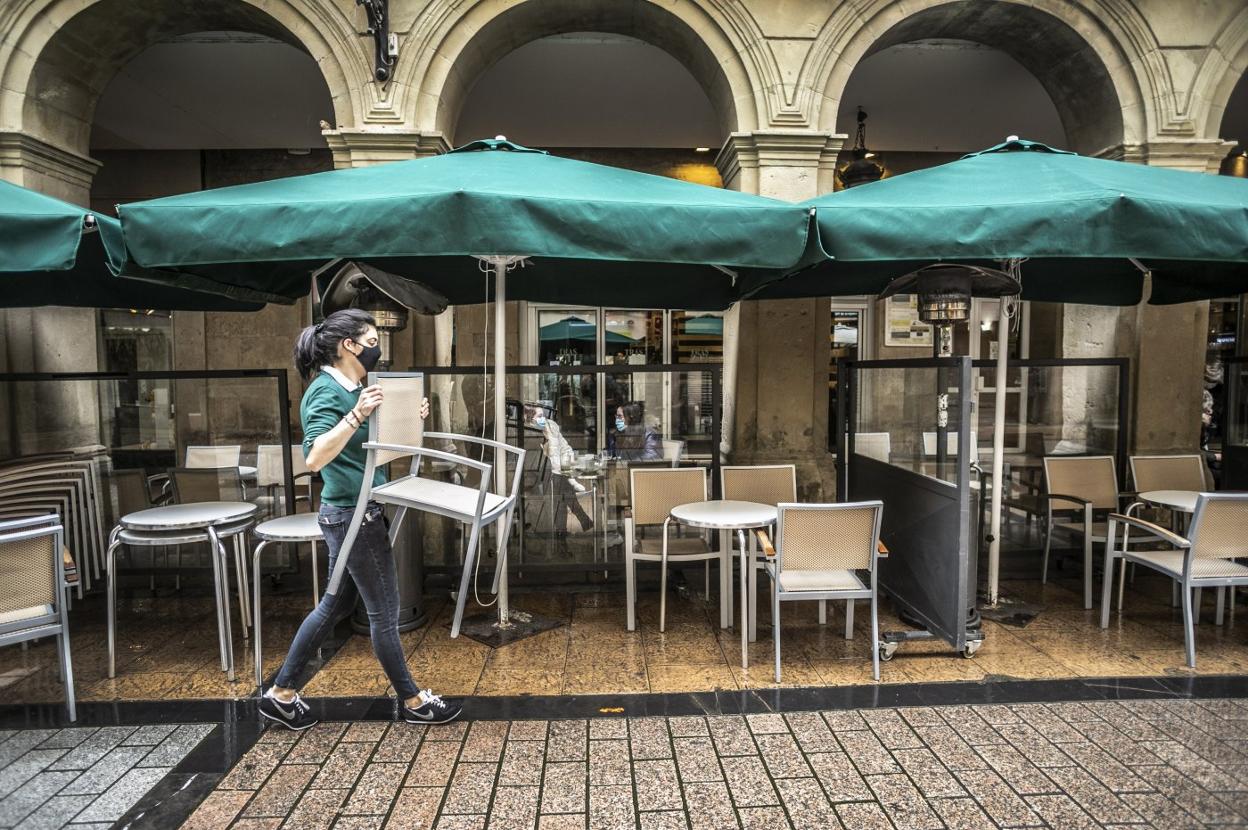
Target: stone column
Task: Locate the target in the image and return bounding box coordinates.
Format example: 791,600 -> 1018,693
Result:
0,133 -> 102,456
716,131 -> 844,499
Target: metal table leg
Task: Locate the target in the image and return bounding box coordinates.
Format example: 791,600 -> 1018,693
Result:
738,528 -> 748,669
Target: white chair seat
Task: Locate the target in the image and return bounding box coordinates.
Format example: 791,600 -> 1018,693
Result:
117,519 -> 253,547
1128,550 -> 1248,580
0,604 -> 52,624
254,512 -> 323,542
777,569 -> 865,593
373,476 -> 507,520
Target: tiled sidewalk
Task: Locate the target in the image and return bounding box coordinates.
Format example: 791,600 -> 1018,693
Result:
0,723 -> 212,828
181,698 -> 1248,830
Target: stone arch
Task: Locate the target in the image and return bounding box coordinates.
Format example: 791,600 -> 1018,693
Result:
0,0 -> 365,159
1194,5 -> 1248,141
808,0 -> 1147,155
405,0 -> 759,146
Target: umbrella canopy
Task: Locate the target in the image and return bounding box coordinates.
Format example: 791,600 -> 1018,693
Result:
0,180 -> 263,311
756,138 -> 1248,305
117,138 -> 819,310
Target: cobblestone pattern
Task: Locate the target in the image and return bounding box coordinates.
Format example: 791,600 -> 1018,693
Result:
180,698 -> 1248,829
0,723 -> 212,828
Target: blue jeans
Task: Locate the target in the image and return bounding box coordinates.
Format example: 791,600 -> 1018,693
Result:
273,502 -> 419,700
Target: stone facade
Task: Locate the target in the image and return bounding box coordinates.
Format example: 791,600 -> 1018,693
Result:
2,0 -> 1246,489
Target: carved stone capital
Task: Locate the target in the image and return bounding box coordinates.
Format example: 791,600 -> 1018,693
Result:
324,129 -> 451,168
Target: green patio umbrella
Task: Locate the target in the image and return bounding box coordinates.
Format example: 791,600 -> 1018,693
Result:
116,137 -> 819,627
0,180 -> 262,311
756,138 -> 1248,608
757,138 -> 1248,306
539,317 -> 635,345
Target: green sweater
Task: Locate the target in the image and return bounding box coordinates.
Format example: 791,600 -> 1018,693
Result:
300,372 -> 385,507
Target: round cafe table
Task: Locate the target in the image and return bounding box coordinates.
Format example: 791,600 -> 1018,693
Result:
107,501 -> 257,681
669,500 -> 777,670
1139,490 -> 1198,515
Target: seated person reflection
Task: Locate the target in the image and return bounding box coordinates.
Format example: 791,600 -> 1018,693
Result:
607,403 -> 661,461
525,405 -> 594,546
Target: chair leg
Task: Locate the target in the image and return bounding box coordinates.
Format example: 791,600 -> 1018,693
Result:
718,551 -> 730,630
844,600 -> 854,640
1082,510 -> 1093,610
704,560 -> 710,602
772,581 -> 781,683
1117,556 -> 1127,611
106,535 -> 121,679
234,535 -> 250,639
748,532 -> 758,642
1215,588 -> 1225,627
1181,580 -> 1196,669
450,520 -> 483,639
871,591 -> 880,682
1194,588 -> 1203,625
659,518 -> 672,634
1041,507 -> 1052,583
818,600 -> 827,625
1100,553 -> 1115,630
720,530 -> 732,623
626,553 -> 637,632
253,540 -> 268,690
207,528 -> 235,682
58,628 -> 76,723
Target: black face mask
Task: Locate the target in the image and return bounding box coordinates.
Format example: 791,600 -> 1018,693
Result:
353,342 -> 382,373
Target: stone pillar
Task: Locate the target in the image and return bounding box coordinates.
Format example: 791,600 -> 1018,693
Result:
716,131 -> 844,499
0,133 -> 102,456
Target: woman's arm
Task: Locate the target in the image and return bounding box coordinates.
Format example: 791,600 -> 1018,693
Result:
305,384 -> 383,472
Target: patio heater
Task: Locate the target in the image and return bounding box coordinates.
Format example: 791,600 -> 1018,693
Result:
878,263 -> 1020,650
321,260 -> 448,632
321,260 -> 448,369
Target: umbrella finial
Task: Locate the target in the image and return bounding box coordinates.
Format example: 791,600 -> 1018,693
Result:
495,135 -> 506,141
1006,135 -> 1019,142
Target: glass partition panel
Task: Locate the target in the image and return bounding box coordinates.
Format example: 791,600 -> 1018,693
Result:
850,362 -> 969,486
416,365 -> 719,573
1223,357 -> 1247,489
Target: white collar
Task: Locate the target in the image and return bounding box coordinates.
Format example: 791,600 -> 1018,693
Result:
320,365 -> 361,392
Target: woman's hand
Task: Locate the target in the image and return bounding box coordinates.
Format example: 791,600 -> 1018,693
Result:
420,397 -> 431,419
354,384 -> 384,420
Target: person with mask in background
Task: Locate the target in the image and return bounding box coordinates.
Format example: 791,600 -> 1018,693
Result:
259,309 -> 461,731
608,402 -> 661,461
525,404 -> 593,548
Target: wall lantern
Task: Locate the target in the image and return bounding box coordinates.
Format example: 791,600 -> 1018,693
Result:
1220,144 -> 1248,178
357,0 -> 398,82
837,107 -> 885,189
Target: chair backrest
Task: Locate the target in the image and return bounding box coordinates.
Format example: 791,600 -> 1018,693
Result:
0,517 -> 62,622
629,466 -> 707,526
170,467 -> 243,503
1129,454 -> 1208,493
854,432 -> 891,463
185,445 -> 241,468
255,444 -> 309,487
922,431 -> 979,459
112,469 -> 150,517
721,465 -> 796,507
370,373 -> 425,466
1188,494 -> 1248,561
661,439 -> 684,467
776,501 -> 882,573
1043,455 -> 1118,510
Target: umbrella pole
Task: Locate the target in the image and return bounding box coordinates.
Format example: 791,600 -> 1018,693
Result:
492,258 -> 510,627
987,296 -> 1011,606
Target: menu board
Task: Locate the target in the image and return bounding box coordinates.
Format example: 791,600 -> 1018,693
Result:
884,294 -> 932,348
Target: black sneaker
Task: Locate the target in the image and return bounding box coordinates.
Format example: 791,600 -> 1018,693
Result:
403,690 -> 462,725
259,688 -> 319,731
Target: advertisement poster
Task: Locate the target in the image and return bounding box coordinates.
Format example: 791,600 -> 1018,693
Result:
884,294 -> 933,347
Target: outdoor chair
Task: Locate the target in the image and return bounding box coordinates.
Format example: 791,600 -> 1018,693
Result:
1129,454 -> 1212,494
254,444 -> 315,517
323,373 -> 525,639
661,439 -> 685,467
624,466 -> 729,631
0,516 -> 75,720
720,464 -> 798,640
0,458 -> 105,590
169,466 -> 253,635
185,445 -> 242,468
1100,493 -> 1248,668
1041,455 -> 1136,609
854,432 -> 891,464
251,512 -> 324,687
760,501 -> 885,682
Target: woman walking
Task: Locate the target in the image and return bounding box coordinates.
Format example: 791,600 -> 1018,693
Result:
260,309 -> 461,730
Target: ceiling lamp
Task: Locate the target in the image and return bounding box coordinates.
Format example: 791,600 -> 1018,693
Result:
1219,145 -> 1247,178
837,107 -> 885,189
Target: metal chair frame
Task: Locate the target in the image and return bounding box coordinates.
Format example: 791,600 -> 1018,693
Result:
763,501 -> 884,682
720,464 -> 798,641
1101,493 -> 1248,667
0,516 -> 75,720
252,513 -> 324,688
169,467 -> 253,627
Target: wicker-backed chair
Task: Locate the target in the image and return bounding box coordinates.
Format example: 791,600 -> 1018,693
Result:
185,445 -> 242,469
624,466 -> 728,631
854,432 -> 891,464
1129,454 -> 1211,494
762,501 -> 885,681
661,439 -> 685,467
1101,493 -> 1248,667
720,464 -> 798,640
169,466 -> 252,633
1041,455 -> 1136,609
0,516 -> 75,720
323,372 -> 525,638
255,444 -> 315,516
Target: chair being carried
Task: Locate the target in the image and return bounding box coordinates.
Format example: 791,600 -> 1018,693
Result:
322,373 -> 525,638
